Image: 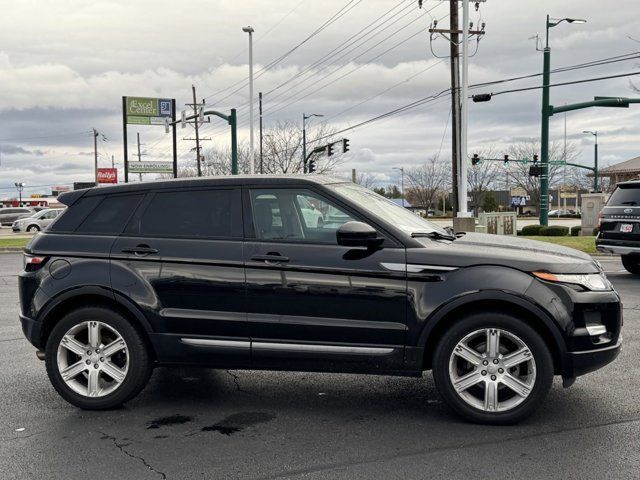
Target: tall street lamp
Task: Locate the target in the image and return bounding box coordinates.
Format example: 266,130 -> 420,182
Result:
14,182 -> 25,206
392,167 -> 405,207
302,113 -> 323,173
539,15 -> 586,226
583,130 -> 599,192
242,26 -> 255,175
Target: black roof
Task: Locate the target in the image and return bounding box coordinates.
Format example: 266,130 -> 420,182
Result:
58,175 -> 349,206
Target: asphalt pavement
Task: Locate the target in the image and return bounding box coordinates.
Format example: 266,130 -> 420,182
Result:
0,253 -> 638,480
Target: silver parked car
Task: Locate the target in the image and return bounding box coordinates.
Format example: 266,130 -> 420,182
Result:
12,208 -> 64,233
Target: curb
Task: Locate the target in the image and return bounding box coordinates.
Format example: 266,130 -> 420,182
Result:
0,248 -> 25,253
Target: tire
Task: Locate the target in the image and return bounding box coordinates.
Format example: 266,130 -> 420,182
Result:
621,255 -> 640,274
45,306 -> 153,410
432,312 -> 553,425
27,225 -> 40,232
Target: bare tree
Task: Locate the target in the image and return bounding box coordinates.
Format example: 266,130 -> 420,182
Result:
507,139 -> 580,208
405,156 -> 448,209
355,171 -> 378,189
261,120 -> 343,174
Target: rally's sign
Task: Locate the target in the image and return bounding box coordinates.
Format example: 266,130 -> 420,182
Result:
97,168 -> 118,184
128,161 -> 173,174
125,97 -> 173,126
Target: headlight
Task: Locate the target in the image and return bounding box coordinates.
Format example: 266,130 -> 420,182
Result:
532,271 -> 612,291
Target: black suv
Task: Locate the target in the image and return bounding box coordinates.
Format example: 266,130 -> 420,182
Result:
596,180 -> 640,273
19,176 -> 621,424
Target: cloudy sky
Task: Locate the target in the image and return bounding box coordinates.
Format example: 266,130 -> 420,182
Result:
1,0 -> 639,197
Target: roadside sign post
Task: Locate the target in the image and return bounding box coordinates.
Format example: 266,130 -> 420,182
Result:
122,96 -> 177,183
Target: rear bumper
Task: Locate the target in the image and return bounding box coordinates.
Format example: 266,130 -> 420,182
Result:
20,314 -> 43,349
563,340 -> 621,382
596,237 -> 640,255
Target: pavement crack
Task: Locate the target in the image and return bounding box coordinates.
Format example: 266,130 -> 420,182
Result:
100,431 -> 167,480
226,369 -> 243,392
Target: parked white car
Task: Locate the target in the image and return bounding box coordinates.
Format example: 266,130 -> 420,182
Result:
12,208 -> 64,233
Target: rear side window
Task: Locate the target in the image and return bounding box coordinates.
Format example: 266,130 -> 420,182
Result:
49,196 -> 103,232
134,189 -> 241,238
608,186 -> 640,206
76,194 -> 144,234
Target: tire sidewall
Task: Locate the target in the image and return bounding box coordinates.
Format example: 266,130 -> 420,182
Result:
432,312 -> 554,425
45,307 -> 151,410
621,255 -> 640,274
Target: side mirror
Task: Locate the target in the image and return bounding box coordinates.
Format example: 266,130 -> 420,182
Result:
336,221 -> 384,248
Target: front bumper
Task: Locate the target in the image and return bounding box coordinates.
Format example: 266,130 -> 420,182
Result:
563,340 -> 621,380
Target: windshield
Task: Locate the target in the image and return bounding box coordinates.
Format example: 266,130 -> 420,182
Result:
328,183 -> 447,235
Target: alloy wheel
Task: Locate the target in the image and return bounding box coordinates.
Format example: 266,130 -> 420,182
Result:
56,321 -> 129,398
448,328 -> 536,413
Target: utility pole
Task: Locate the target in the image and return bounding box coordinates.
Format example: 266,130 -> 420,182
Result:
458,0 -> 470,217
192,85 -> 201,176
184,86 -> 211,176
449,1 -> 460,215
93,128 -> 99,184
136,132 -> 145,182
111,155 -> 115,169
259,92 -> 264,174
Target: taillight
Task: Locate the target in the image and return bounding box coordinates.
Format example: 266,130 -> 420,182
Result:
597,211 -> 602,229
24,255 -> 48,272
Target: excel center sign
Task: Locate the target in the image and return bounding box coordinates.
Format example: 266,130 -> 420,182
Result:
125,96 -> 173,125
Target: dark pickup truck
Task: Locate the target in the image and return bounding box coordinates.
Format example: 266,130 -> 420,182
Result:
596,180 -> 640,273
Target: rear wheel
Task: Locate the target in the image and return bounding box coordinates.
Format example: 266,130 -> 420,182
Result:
45,306 -> 153,409
432,312 -> 553,424
621,255 -> 640,274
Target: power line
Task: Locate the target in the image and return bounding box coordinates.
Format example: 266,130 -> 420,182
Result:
203,0 -> 363,105
489,71 -> 640,97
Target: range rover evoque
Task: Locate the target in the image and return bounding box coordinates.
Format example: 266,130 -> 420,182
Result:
19,175 -> 622,424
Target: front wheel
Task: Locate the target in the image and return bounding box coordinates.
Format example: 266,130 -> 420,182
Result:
432,312 -> 553,424
45,306 -> 153,409
27,225 -> 40,232
621,255 -> 640,274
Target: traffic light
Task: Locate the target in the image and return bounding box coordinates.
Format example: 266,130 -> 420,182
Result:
503,154 -> 509,165
342,138 -> 350,153
533,154 -> 539,163
472,93 -> 492,103
471,153 -> 480,166
308,158 -> 317,173
327,143 -> 335,157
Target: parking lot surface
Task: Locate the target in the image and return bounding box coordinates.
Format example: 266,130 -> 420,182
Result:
1,253 -> 638,479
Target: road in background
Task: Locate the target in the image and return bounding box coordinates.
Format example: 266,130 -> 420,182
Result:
0,253 -> 637,479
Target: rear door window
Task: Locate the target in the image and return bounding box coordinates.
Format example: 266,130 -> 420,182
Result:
49,196 -> 103,232
76,194 -> 144,234
608,186 -> 640,206
133,189 -> 241,239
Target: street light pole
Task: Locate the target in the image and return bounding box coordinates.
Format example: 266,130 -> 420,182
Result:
243,26 -> 255,175
393,167 -> 405,207
583,130 -> 599,191
302,113 -> 323,173
14,182 -> 25,206
540,15 -> 586,226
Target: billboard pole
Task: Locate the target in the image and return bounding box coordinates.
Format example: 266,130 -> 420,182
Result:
172,98 -> 177,178
122,96 -> 129,183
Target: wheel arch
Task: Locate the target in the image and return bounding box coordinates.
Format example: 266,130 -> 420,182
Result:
419,291 -> 567,374
37,287 -> 155,355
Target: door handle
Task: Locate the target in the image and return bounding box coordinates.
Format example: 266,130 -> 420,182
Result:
251,254 -> 290,264
122,245 -> 159,256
